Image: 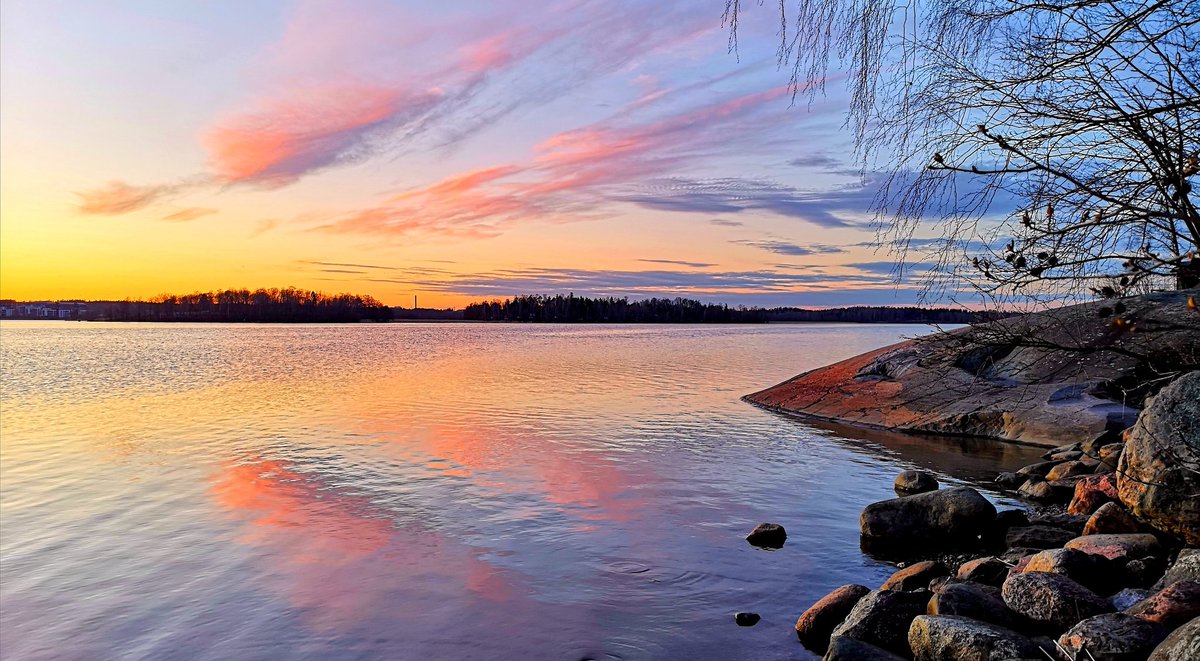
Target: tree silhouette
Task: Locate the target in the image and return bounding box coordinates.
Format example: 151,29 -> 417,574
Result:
726,0 -> 1199,303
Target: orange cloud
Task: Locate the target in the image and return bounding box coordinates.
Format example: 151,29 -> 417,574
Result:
75,180 -> 176,215
161,207 -> 217,222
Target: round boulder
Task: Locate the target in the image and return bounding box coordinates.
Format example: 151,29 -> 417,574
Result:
859,487 -> 996,558
956,557 -> 1010,587
1084,501 -> 1141,536
829,589 -> 931,656
1117,371 -> 1200,545
1022,547 -> 1114,594
823,635 -> 907,661
1058,612 -> 1167,661
908,614 -> 1045,661
1065,532 -> 1162,562
927,581 -> 1021,630
1046,460 -> 1092,481
895,470 -> 939,495
795,584 -> 871,653
1002,571 -> 1112,632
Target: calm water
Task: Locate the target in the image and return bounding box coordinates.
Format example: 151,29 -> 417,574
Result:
0,322 -> 1043,660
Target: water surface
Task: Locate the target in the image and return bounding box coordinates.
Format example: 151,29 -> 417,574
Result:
0,322 -> 1042,660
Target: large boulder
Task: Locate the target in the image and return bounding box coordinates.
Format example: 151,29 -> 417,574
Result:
1148,616 -> 1200,661
796,584 -> 872,653
744,291 -> 1198,446
1126,581 -> 1200,630
1058,613 -> 1168,661
908,615 -> 1045,661
860,487 -> 996,557
1118,371 -> 1200,545
1065,533 -> 1162,562
1002,571 -> 1112,632
829,589 -> 931,656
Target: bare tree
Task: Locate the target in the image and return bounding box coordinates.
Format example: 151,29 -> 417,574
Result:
726,0 -> 1200,304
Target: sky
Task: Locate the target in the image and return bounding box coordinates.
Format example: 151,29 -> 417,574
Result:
0,0 -> 948,308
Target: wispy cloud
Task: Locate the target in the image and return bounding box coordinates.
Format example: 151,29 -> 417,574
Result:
161,207 -> 217,222
75,181 -> 179,215
735,239 -> 846,256
637,258 -> 716,268
622,176 -> 873,228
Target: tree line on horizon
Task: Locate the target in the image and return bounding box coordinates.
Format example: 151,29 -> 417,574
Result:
461,294 -> 981,324
89,287 -> 392,323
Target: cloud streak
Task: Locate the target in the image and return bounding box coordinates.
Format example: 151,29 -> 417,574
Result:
76,181 -> 179,215
735,239 -> 846,256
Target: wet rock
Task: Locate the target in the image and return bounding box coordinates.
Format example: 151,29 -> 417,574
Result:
994,472 -> 1024,488
895,470 -> 939,495
1157,549 -> 1200,589
745,523 -> 786,549
1084,501 -> 1141,536
1046,460 -> 1092,481
1058,613 -> 1168,661
860,487 -> 996,558
1148,616 -> 1200,661
1017,478 -> 1056,502
796,584 -> 871,653
927,581 -> 1021,629
1022,547 -> 1114,594
908,615 -> 1045,661
881,561 -> 948,592
1112,588 -> 1155,611
957,557 -> 1010,587
829,589 -> 931,656
734,612 -> 760,626
1005,525 -> 1076,550
1002,571 -> 1112,632
1068,473 -> 1119,515
822,635 -> 907,661
1065,532 -> 1162,562
1126,580 -> 1200,630
1118,372 -> 1200,546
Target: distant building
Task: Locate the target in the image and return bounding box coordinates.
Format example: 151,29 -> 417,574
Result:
3,301 -> 88,319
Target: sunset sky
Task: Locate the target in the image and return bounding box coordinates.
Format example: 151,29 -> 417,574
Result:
1,0 -> 949,308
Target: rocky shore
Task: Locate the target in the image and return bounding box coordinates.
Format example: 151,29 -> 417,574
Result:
778,372 -> 1199,660
745,291 -> 1198,447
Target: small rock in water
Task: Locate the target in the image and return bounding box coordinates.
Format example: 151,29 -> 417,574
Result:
894,469 -> 939,494
734,612 -> 760,626
745,523 -> 786,549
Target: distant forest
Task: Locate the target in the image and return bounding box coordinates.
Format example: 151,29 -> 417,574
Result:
462,295 -> 981,324
89,288 -> 392,322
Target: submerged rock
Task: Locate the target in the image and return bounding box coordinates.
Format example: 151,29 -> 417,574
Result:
859,487 -> 996,558
745,523 -> 786,549
1002,571 -> 1112,631
1118,372 -> 1200,546
908,614 -> 1045,661
796,584 -> 871,653
1059,613 -> 1168,661
829,589 -> 930,656
894,470 -> 939,495
734,612 -> 760,626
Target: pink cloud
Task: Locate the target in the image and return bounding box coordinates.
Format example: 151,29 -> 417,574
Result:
204,84 -> 444,187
